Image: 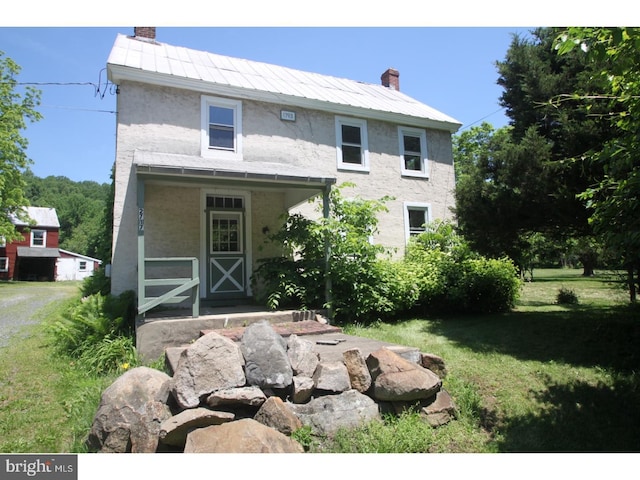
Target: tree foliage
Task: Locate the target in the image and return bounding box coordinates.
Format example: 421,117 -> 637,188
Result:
453,122 -> 554,271
453,28 -> 621,277
0,51 -> 42,242
23,170 -> 110,260
555,27 -> 640,300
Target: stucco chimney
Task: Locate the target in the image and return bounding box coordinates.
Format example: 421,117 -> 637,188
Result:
381,68 -> 400,91
134,27 -> 156,40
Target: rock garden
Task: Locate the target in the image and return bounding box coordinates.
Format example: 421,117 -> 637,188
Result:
87,320 -> 457,453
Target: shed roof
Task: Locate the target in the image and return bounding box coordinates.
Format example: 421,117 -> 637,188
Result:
10,207 -> 60,228
107,34 -> 462,133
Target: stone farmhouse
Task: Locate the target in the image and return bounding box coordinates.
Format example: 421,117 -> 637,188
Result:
106,27 -> 462,318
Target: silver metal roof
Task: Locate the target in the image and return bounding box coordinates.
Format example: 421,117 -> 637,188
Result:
108,34 -> 461,132
133,151 -> 335,187
10,207 -> 60,228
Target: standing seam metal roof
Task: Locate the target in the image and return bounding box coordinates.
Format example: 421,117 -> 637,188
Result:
107,34 -> 461,131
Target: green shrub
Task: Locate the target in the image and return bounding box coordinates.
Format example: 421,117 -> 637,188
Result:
47,290 -> 138,374
254,193 -> 521,322
80,266 -> 111,297
556,286 -> 579,305
407,221 -> 521,314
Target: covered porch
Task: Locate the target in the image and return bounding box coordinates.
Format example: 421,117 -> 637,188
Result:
132,151 -> 336,323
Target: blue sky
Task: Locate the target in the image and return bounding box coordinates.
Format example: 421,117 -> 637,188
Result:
1,26 -> 534,184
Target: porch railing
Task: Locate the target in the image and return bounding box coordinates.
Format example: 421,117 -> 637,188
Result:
138,257 -> 200,318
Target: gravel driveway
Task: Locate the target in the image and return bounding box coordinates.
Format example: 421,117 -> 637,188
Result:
0,282 -> 79,348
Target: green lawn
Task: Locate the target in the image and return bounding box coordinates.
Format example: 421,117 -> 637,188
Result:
1,270 -> 639,453
334,269 -> 640,452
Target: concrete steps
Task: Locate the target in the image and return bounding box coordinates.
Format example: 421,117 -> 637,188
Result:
135,308 -> 328,362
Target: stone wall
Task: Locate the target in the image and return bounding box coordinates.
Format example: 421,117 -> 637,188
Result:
87,320 -> 456,453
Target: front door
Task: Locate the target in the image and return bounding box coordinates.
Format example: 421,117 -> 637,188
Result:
206,195 -> 247,303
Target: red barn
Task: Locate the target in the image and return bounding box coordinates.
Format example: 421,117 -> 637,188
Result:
0,207 -> 61,281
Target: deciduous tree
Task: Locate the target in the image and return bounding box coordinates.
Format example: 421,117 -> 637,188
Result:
0,52 -> 42,242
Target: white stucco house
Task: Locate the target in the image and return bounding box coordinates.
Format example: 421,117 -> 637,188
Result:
106,27 -> 461,318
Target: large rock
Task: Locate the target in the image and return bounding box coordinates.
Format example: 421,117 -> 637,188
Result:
183,418 -> 304,453
287,334 -> 320,377
288,390 -> 380,437
254,396 -> 303,435
366,348 -> 442,402
420,352 -> 448,378
421,389 -> 458,427
291,375 -> 315,404
87,366 -> 172,453
206,386 -> 267,408
343,348 -> 372,393
240,321 -> 293,389
171,332 -> 246,409
159,408 -> 235,448
312,361 -> 351,393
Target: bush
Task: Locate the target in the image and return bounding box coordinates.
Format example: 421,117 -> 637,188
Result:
80,266 -> 111,297
406,221 -> 521,314
48,290 -> 138,374
253,193 -> 522,322
556,286 -> 579,305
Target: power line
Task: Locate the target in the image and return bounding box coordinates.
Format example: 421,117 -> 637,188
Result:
459,106 -> 507,131
39,104 -> 116,114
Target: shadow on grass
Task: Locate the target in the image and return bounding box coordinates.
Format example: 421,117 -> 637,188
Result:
496,373 -> 640,452
419,305 -> 640,452
421,305 -> 640,372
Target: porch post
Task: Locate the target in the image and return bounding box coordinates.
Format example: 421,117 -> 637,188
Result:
322,183 -> 333,320
137,178 -> 145,316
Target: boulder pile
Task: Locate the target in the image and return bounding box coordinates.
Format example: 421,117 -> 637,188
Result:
87,320 -> 457,453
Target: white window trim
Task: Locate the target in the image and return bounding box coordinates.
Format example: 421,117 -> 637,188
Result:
0,236 -> 5,248
336,116 -> 369,172
30,229 -> 46,248
399,126 -> 429,178
0,257 -> 8,272
201,96 -> 243,160
403,201 -> 431,242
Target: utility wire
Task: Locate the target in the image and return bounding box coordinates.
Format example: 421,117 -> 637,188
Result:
460,106 -> 507,131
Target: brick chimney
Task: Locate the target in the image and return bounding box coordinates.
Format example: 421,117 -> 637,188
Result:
134,27 -> 156,40
381,68 -> 400,91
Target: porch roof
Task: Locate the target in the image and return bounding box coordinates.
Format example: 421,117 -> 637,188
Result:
134,151 -> 336,188
16,247 -> 60,258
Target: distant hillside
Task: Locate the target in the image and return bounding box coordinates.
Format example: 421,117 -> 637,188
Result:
23,169 -> 112,262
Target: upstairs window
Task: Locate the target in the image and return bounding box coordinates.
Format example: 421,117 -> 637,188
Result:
31,229 -> 46,247
336,116 -> 369,172
201,96 -> 242,160
399,127 -> 428,178
403,202 -> 431,241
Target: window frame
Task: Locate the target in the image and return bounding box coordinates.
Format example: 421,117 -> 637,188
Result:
403,202 -> 431,242
79,261 -> 87,271
30,229 -> 46,248
0,257 -> 8,272
335,116 -> 369,172
399,126 -> 429,178
201,96 -> 243,160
